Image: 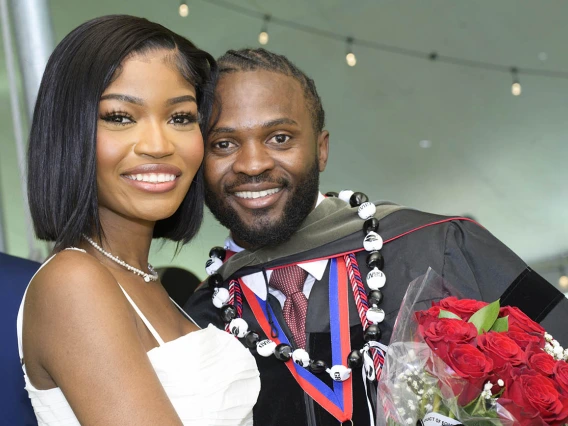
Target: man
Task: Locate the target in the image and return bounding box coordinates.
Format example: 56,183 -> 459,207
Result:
185,48 -> 568,426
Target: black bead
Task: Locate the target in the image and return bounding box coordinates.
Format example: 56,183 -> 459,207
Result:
368,289 -> 383,306
309,359 -> 328,374
244,331 -> 260,349
209,246 -> 226,261
364,324 -> 382,342
366,250 -> 384,270
325,191 -> 339,198
274,343 -> 293,362
363,217 -> 380,234
347,350 -> 363,368
219,304 -> 237,323
207,273 -> 224,289
349,192 -> 369,207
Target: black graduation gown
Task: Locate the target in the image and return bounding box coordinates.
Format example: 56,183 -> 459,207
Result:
185,198 -> 567,426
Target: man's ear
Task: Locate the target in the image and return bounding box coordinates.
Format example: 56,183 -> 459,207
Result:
317,130 -> 330,172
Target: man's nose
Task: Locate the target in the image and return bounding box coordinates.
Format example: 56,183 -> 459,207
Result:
133,122 -> 174,159
232,141 -> 275,176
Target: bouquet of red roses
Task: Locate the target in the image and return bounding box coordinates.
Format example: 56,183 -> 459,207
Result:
376,269 -> 568,426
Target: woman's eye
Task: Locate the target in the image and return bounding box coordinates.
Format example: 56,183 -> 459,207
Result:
272,134 -> 290,144
170,113 -> 198,126
101,114 -> 134,125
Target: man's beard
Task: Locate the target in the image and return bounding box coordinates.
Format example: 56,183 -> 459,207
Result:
205,161 -> 320,249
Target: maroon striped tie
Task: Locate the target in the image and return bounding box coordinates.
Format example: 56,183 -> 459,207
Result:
269,265 -> 309,349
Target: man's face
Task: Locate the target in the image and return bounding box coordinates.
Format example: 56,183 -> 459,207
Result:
204,70 -> 329,249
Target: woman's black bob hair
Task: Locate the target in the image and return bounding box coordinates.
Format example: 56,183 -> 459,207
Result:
27,15 -> 217,251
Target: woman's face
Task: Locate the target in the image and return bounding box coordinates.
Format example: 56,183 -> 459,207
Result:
96,49 -> 203,225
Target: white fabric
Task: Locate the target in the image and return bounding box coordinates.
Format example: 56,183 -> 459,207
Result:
16,250 -> 260,426
224,192 -> 328,305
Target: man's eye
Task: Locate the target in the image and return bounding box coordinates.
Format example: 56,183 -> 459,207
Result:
272,134 -> 290,144
214,141 -> 233,149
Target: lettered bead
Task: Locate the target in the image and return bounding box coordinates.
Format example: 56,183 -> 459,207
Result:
209,246 -> 227,261
205,256 -> 223,275
220,304 -> 237,322
256,339 -> 277,357
309,359 -> 328,374
212,287 -> 230,308
328,365 -> 352,382
364,324 -> 382,342
229,318 -> 248,338
363,231 -> 383,252
274,344 -> 293,362
325,191 -> 339,198
292,348 -> 311,367
349,192 -> 369,207
357,202 -> 376,220
366,267 -> 386,290
244,331 -> 260,349
366,251 -> 384,270
347,349 -> 363,368
363,217 -> 380,234
207,273 -> 223,289
368,289 -> 383,306
367,307 -> 386,324
338,190 -> 355,204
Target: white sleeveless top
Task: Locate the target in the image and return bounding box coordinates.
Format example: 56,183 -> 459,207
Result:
16,250 -> 260,426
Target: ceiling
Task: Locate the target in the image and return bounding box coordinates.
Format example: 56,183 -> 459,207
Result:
0,0 -> 566,282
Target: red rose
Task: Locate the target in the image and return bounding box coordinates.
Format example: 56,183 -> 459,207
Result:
415,305 -> 441,327
499,306 -> 545,335
420,318 -> 478,360
506,330 -> 545,351
477,332 -> 524,370
526,345 -> 557,377
554,361 -> 568,394
500,368 -> 568,425
442,342 -> 494,405
436,297 -> 488,320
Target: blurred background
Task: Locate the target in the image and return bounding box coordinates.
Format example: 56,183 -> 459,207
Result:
1,0 -> 567,295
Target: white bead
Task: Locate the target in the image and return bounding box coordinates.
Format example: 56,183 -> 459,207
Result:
366,267 -> 386,290
363,231 -> 383,252
338,190 -> 355,203
292,348 -> 310,368
212,287 -> 230,309
205,256 -> 223,275
328,364 -> 352,382
357,202 -> 376,220
256,339 -> 277,357
363,350 -> 376,381
367,307 -> 385,323
229,318 -> 248,338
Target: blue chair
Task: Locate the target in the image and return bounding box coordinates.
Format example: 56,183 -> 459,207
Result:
0,252 -> 41,425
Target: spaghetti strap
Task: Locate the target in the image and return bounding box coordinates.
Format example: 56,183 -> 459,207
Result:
169,298 -> 201,329
118,285 -> 166,346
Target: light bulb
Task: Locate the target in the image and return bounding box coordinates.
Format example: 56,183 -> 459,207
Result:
179,3 -> 189,17
258,31 -> 269,45
511,82 -> 521,96
560,275 -> 568,289
346,52 -> 357,67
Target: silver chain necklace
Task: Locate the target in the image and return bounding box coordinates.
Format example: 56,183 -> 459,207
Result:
83,235 -> 158,282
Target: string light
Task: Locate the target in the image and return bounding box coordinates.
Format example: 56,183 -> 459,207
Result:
345,37 -> 356,67
179,1 -> 189,17
511,67 -> 522,96
559,266 -> 568,289
258,14 -> 270,45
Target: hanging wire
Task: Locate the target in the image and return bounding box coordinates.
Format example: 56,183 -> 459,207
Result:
200,0 -> 568,80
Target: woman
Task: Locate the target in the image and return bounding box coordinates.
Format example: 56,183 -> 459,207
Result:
17,15 -> 259,425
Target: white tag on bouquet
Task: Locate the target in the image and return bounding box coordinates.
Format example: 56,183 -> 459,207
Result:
421,412 -> 463,426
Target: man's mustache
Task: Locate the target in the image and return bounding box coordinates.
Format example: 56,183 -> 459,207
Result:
224,173 -> 290,192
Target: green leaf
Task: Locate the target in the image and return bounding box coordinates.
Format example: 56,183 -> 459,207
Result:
468,299 -> 501,334
490,316 -> 509,332
438,310 -> 462,320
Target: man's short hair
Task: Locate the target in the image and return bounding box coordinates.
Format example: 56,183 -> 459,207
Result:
217,48 -> 325,134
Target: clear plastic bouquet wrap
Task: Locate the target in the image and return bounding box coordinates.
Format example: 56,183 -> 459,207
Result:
376,268 -> 568,426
